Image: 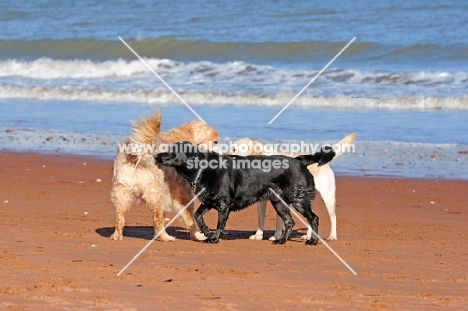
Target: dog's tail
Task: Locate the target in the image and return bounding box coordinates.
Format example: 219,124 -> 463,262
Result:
127,110 -> 162,167
294,133 -> 356,167
333,132 -> 356,159
129,109 -> 162,147
295,146 -> 336,167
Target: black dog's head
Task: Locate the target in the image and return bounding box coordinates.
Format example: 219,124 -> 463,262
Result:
155,141 -> 199,167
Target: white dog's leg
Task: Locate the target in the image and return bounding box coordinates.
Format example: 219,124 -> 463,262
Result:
321,168 -> 337,241
249,201 -> 266,240
303,166 -> 337,241
321,184 -> 337,241
268,214 -> 284,241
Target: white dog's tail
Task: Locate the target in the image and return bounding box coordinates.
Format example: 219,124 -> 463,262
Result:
333,132 -> 356,159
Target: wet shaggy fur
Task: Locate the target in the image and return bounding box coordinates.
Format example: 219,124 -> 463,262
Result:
155,141 -> 336,245
110,111 -> 219,241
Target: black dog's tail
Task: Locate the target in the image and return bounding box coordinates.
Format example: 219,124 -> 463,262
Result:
295,146 -> 336,167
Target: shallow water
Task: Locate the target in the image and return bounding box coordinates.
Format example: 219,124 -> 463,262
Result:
1,100 -> 467,180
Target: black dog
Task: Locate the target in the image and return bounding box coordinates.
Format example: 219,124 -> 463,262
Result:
155,142 -> 335,245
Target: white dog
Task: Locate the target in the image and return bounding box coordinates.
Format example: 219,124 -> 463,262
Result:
228,133 -> 356,241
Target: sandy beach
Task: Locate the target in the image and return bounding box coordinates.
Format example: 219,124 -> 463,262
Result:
1,151 -> 467,310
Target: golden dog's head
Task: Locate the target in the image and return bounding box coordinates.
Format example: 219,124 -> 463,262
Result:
185,120 -> 219,145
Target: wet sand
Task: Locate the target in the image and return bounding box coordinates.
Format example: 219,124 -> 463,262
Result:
1,152 -> 467,310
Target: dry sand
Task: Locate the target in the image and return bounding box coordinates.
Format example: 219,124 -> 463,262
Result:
1,152 -> 467,310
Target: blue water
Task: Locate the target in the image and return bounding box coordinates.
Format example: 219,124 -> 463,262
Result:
2,100 -> 468,144
1,0 -> 468,179
2,1 -> 468,71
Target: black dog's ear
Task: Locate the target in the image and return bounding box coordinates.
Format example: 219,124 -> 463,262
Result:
154,153 -> 171,165
172,141 -> 199,154
154,152 -> 187,167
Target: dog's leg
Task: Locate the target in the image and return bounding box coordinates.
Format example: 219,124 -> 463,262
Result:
167,177 -> 206,241
269,214 -> 284,241
270,199 -> 295,245
195,204 -> 212,237
249,201 -> 266,240
304,211 -> 319,245
110,184 -> 134,240
205,204 -> 230,244
320,187 -> 336,241
152,209 -> 175,241
143,183 -> 175,242
312,171 -> 337,241
292,198 -> 319,245
176,199 -> 207,241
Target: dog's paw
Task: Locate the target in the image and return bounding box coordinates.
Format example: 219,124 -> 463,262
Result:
300,234 -> 311,240
305,238 -> 319,245
249,234 -> 263,240
203,238 -> 219,244
326,235 -> 337,241
272,239 -> 286,245
200,227 -> 210,237
110,233 -> 123,240
268,230 -> 283,241
158,235 -> 176,242
193,231 -> 207,241
270,233 -> 283,241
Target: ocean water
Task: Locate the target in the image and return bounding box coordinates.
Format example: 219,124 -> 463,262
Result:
1,0 -> 467,179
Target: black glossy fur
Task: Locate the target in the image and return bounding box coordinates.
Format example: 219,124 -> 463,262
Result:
155,142 -> 336,244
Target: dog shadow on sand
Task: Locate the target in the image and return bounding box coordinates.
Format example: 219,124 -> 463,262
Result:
95,226 -> 307,241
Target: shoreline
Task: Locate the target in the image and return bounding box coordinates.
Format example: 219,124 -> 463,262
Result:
1,151 -> 467,309
2,149 -> 467,182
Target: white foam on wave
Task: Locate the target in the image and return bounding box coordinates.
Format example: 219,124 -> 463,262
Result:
2,57 -> 468,109
0,58 -> 149,78
2,57 -> 468,86
1,84 -> 468,110
0,57 -> 273,80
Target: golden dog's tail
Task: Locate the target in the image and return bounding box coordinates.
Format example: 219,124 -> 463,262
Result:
130,109 -> 162,146
127,110 -> 162,167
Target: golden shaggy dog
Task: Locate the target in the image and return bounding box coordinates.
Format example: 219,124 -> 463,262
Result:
110,110 -> 219,241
